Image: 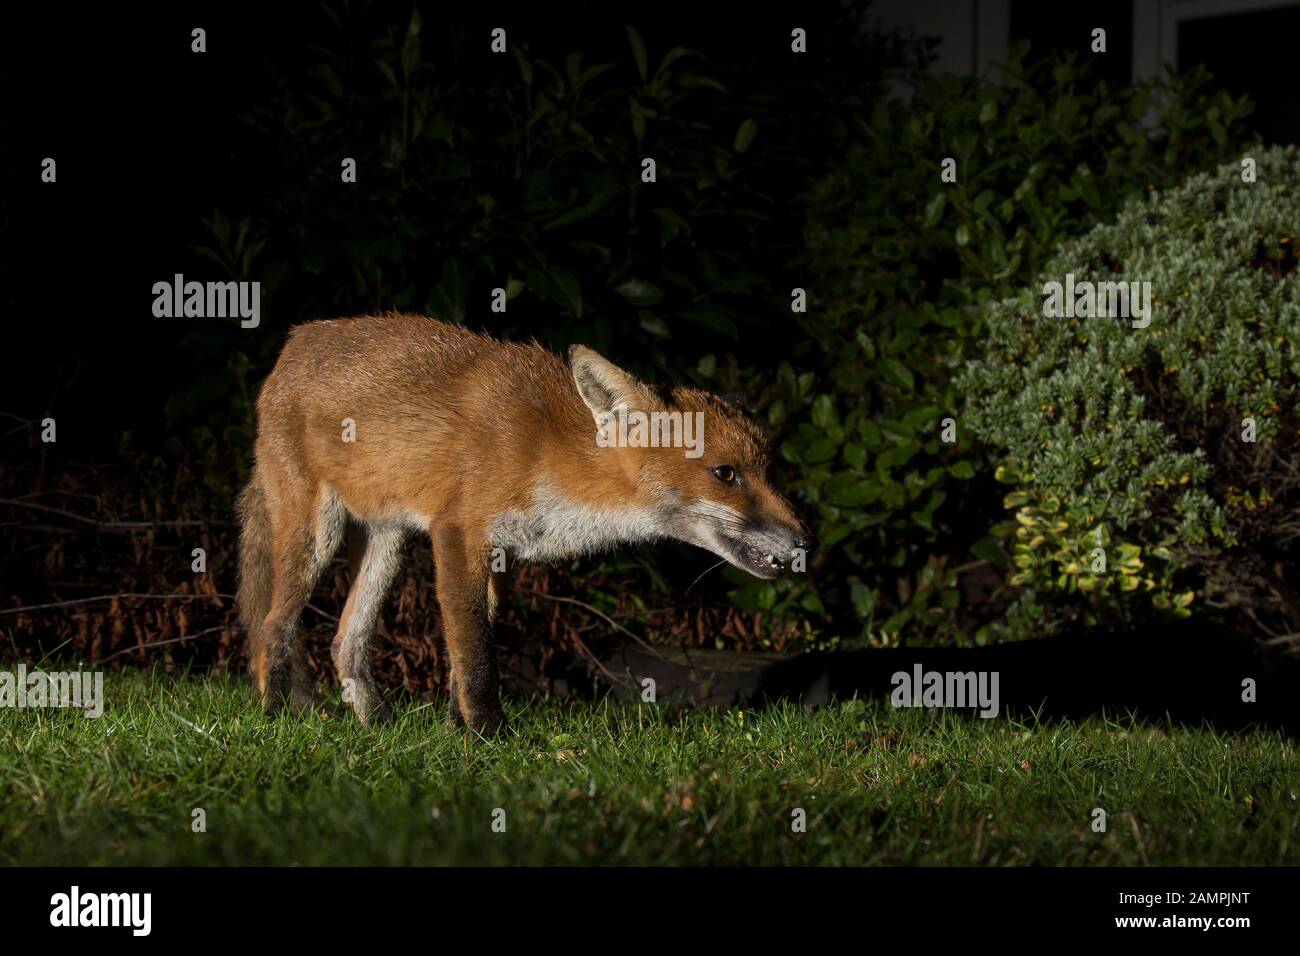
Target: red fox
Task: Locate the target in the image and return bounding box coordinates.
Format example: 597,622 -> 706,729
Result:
237,313 -> 809,733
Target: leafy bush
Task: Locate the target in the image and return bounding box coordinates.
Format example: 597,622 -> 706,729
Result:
181,2 -> 923,632
185,7 -> 1258,649
182,4 -> 915,493
959,145 -> 1300,639
731,50 -> 1254,647
194,6 -> 917,370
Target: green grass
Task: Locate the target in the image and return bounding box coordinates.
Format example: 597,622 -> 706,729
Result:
1,667 -> 1296,865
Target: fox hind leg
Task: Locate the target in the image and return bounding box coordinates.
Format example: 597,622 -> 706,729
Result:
260,484 -> 345,716
331,522 -> 405,725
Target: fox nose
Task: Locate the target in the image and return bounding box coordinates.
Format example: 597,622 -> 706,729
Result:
792,535 -> 815,556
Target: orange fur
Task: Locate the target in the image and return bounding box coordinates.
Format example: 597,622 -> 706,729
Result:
238,313 -> 808,733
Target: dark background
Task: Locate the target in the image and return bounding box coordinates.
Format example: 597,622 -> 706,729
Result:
7,0 -> 1298,447
2,1 -> 878,446
1,1 -> 1296,691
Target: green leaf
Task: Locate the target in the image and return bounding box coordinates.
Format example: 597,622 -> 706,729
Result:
512,45 -> 534,85
400,9 -> 422,77
543,181 -> 619,230
629,97 -> 646,143
653,207 -> 691,247
805,438 -> 840,463
548,268 -> 583,316
880,358 -> 915,391
615,277 -> 664,306
800,593 -> 826,615
679,309 -> 738,336
376,59 -> 400,91
829,482 -> 878,508
428,114 -> 454,146
625,25 -> 648,83
970,537 -> 1002,564
573,60 -> 615,92
811,394 -> 837,429
856,331 -> 876,360
639,313 -> 669,337
679,74 -> 726,92
655,46 -> 698,81
923,193 -> 946,229
733,118 -> 758,154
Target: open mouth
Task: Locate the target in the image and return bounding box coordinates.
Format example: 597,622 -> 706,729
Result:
724,538 -> 785,579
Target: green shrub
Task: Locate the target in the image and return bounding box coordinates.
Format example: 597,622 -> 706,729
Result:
181,8 -> 1259,649
959,145 -> 1300,638
192,6 -> 916,379
179,2 -> 924,632
182,4 -> 916,501
730,49 -> 1254,647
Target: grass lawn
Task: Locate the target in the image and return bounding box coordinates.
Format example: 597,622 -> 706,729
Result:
1,667 -> 1296,865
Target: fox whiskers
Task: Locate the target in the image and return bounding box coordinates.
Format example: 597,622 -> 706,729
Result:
686,558 -> 729,595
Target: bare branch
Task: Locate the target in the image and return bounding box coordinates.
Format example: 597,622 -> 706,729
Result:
0,593 -> 233,616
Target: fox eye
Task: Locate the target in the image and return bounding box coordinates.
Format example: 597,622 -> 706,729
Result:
710,465 -> 738,485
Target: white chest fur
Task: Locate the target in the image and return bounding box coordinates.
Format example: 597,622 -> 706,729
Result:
489,486 -> 666,561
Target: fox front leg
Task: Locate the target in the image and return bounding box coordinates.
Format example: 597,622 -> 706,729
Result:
444,562 -> 509,728
446,670 -> 464,727
432,524 -> 506,736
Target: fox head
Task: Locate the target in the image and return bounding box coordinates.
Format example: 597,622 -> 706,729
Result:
570,345 -> 811,579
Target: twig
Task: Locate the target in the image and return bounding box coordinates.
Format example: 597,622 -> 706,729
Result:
14,490 -> 104,503
0,498 -> 232,530
100,627 -> 228,662
1244,606 -> 1287,640
518,588 -> 669,663
932,771 -> 960,806
1259,632 -> 1300,647
1122,810 -> 1150,866
0,593 -> 233,615
569,631 -> 633,689
305,602 -> 340,624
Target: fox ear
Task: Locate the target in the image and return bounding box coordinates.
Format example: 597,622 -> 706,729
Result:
569,345 -> 651,421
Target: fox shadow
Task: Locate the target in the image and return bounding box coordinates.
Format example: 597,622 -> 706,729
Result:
585,621 -> 1299,736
